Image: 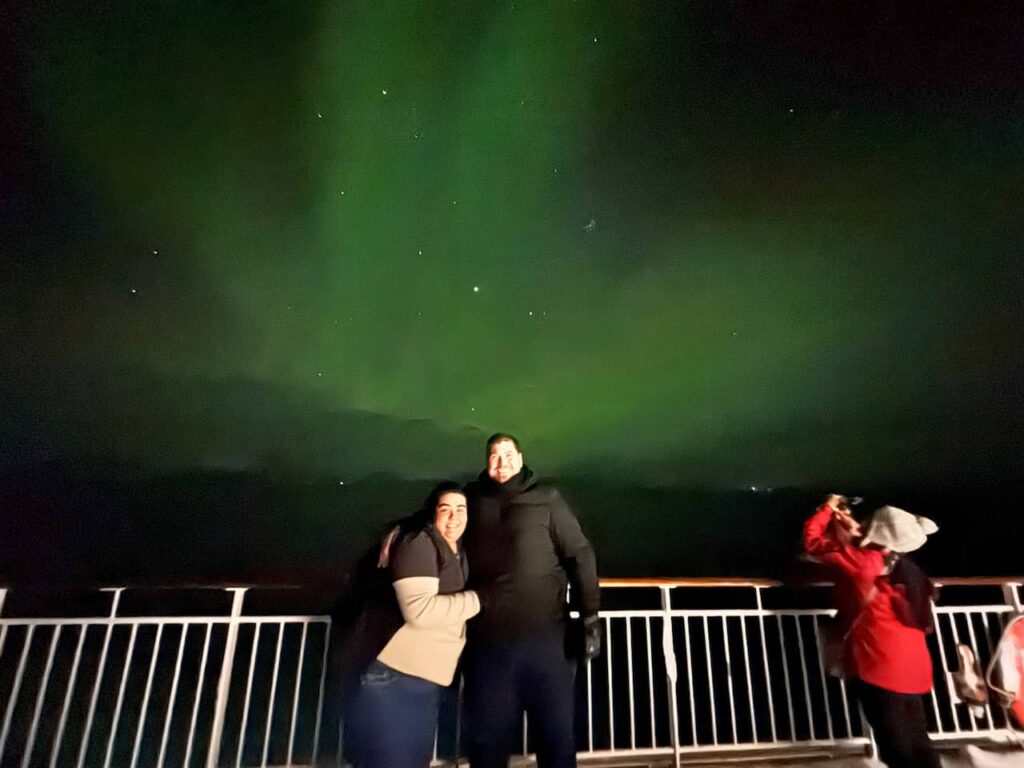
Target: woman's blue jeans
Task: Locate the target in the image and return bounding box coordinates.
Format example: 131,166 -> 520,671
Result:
348,660 -> 441,768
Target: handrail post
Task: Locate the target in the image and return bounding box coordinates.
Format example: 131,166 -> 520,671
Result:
0,588 -> 7,617
660,586 -> 681,768
1002,582 -> 1023,614
98,587 -> 125,617
206,588 -> 248,768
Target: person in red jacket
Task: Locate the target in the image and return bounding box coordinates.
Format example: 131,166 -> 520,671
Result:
804,495 -> 940,768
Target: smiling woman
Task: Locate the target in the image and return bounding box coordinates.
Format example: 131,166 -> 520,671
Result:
346,482 -> 480,768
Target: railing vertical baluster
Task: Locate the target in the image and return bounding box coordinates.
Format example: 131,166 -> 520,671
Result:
954,614 -> 977,732
207,588 -> 248,768
0,625 -> 34,762
947,611 -> 974,732
50,625 -> 88,768
981,612 -> 1003,730
22,625 -> 62,767
261,623 -> 285,767
102,622 -> 139,768
77,588 -> 123,768
586,656 -> 593,752
755,588 -> 778,743
739,616 -> 757,744
775,615 -> 797,741
927,672 -> 944,732
722,616 -> 737,743
626,617 -> 636,749
837,677 -> 853,737
236,623 -> 262,768
130,623 -> 165,768
184,622 -> 213,768
0,589 -> 7,657
794,615 -> 815,739
929,606 -> 958,734
605,616 -> 615,749
682,614 -> 696,746
521,711 -> 528,755
964,611 -> 996,730
659,587 -> 680,768
702,616 -> 717,745
0,617 -> 5,753
929,606 -> 950,733
810,618 -> 835,741
286,622 -> 308,766
157,624 -> 190,768
644,616 -> 655,748
311,621 -> 331,767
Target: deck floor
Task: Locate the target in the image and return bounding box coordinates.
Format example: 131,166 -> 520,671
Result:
509,743 -> 1024,768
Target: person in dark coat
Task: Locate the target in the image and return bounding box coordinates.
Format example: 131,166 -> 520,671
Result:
463,433 -> 601,768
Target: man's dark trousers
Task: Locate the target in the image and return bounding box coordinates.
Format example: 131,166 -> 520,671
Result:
465,630 -> 577,768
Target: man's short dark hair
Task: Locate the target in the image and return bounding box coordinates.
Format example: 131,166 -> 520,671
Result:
486,433 -> 521,454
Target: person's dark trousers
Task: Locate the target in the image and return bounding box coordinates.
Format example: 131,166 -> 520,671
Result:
347,660 -> 441,768
851,679 -> 941,768
465,630 -> 577,768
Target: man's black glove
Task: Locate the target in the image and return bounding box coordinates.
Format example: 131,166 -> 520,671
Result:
582,615 -> 602,661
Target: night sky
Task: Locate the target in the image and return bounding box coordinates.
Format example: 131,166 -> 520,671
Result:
3,2 -> 1023,494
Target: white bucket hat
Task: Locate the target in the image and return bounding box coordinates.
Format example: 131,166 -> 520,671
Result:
860,505 -> 938,553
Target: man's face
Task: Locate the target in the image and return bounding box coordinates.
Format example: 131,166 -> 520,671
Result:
487,439 -> 523,484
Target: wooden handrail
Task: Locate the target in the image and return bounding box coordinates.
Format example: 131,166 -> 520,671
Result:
597,576 -> 1024,588
599,577 -> 782,588
933,576 -> 1024,587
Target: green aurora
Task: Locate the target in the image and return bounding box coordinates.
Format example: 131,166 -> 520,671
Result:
4,2 -> 1022,486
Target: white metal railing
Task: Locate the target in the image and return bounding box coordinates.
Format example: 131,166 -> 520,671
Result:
2,579 -> 1021,767
551,577 -> 1024,767
0,588 -> 330,768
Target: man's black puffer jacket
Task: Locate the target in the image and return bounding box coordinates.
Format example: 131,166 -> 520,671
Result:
464,467 -> 599,643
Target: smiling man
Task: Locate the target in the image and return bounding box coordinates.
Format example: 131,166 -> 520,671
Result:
463,433 -> 601,768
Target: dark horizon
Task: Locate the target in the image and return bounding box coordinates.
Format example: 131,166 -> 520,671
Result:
3,458 -> 1020,591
